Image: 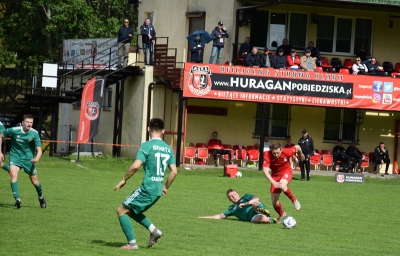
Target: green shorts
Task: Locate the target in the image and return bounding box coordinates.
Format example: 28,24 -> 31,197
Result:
10,158 -> 37,175
122,187 -> 160,214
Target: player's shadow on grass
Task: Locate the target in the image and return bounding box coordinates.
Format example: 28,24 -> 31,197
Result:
91,240 -> 123,248
0,203 -> 19,209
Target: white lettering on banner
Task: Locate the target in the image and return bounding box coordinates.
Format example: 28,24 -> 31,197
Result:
393,98 -> 400,102
354,95 -> 372,99
359,85 -> 372,89
79,122 -> 85,140
394,87 -> 400,91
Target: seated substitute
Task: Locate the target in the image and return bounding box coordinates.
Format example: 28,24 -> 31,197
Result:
198,188 -> 276,224
300,49 -> 317,71
332,139 -> 351,173
373,142 -> 390,175
346,140 -> 364,173
207,131 -> 232,167
245,48 -> 261,67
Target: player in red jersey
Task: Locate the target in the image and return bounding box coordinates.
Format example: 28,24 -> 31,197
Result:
207,131 -> 232,167
263,142 -> 305,223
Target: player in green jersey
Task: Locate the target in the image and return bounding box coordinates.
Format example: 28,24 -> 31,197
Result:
114,118 -> 178,250
0,121 -> 10,173
0,114 -> 46,209
198,188 -> 276,224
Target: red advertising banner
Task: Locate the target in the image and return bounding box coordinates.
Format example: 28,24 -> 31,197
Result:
78,77 -> 105,144
182,63 -> 400,111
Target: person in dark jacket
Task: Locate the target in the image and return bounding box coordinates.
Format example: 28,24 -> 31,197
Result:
332,140 -> 351,172
273,48 -> 287,69
189,34 -> 205,63
209,21 -> 229,64
140,18 -> 156,65
373,142 -> 390,175
245,48 -> 261,67
239,37 -> 252,65
366,57 -> 382,75
277,38 -> 292,56
260,48 -> 274,68
346,140 -> 364,173
117,18 -> 134,68
298,129 -> 314,181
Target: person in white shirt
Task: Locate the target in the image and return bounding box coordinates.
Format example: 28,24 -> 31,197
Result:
255,135 -> 271,152
352,57 -> 368,75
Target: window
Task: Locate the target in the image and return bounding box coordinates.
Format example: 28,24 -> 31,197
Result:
253,103 -> 290,139
103,89 -> 113,110
288,13 -> 308,50
316,15 -> 372,55
324,108 -> 358,142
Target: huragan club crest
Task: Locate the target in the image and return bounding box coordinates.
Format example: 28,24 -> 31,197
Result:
85,101 -> 100,120
187,66 -> 212,96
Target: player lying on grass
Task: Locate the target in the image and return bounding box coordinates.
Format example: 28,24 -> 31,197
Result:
263,143 -> 305,223
198,189 -> 276,224
114,118 -> 178,250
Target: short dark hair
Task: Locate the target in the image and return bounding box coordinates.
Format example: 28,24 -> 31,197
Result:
379,142 -> 385,146
337,139 -> 342,143
271,143 -> 282,150
226,188 -> 236,197
212,131 -> 218,135
23,114 -> 34,121
149,118 -> 164,132
285,136 -> 291,139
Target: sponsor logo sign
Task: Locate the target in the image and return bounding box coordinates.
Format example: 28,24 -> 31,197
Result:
335,173 -> 364,184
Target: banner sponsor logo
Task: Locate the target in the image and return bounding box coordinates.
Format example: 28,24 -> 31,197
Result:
383,82 -> 393,93
85,101 -> 100,120
187,65 -> 212,96
372,94 -> 382,103
373,81 -> 383,92
383,94 -> 392,104
335,173 -> 364,184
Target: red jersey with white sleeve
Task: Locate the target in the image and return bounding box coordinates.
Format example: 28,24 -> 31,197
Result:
263,146 -> 296,176
208,139 -> 223,150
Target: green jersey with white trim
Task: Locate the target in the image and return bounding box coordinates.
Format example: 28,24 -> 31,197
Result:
2,126 -> 41,160
136,138 -> 176,196
222,194 -> 256,222
0,121 -> 5,140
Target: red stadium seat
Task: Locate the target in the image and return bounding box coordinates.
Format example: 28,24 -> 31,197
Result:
339,68 -> 349,74
235,149 -> 247,167
222,144 -> 234,163
310,153 -> 321,170
395,62 -> 400,72
320,149 -> 332,156
247,149 -> 260,167
184,147 -> 196,164
321,154 -> 333,171
320,56 -> 332,69
197,148 -> 209,164
316,67 -> 323,72
361,152 -> 369,173
343,58 -> 354,69
246,145 -> 257,150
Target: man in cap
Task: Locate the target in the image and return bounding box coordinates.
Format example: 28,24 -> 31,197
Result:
273,48 -> 287,69
209,21 -> 229,64
298,129 -> 314,181
300,49 -> 317,71
287,49 -> 301,70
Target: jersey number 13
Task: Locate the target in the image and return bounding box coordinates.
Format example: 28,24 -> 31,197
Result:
155,152 -> 170,176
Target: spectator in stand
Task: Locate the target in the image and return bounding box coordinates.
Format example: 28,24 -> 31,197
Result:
332,140 -> 351,173
277,38 -> 292,56
352,57 -> 368,75
209,21 -> 229,64
260,48 -> 274,68
366,57 -> 383,75
305,41 -> 321,67
207,131 -> 232,167
373,142 -> 390,175
300,49 -> 317,71
298,129 -> 314,181
140,18 -> 156,65
245,48 -> 261,67
273,48 -> 287,69
239,37 -> 253,65
285,136 -> 297,169
189,33 -> 205,63
356,45 -> 368,62
287,49 -> 301,70
255,134 -> 271,152
117,18 -> 134,68
346,140 -> 364,173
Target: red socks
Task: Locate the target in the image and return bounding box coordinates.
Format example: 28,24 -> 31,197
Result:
273,202 -> 285,216
283,188 -> 296,203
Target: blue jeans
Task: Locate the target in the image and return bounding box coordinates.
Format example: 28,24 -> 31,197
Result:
143,42 -> 154,65
209,46 -> 224,64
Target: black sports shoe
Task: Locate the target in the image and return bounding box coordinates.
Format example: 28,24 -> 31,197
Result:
15,199 -> 21,209
256,207 -> 271,217
147,229 -> 162,247
214,163 -> 218,167
39,196 -> 46,208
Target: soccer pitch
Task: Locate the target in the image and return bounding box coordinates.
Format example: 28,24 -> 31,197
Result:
0,156 -> 399,256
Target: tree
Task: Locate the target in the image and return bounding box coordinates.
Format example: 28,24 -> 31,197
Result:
0,0 -> 138,67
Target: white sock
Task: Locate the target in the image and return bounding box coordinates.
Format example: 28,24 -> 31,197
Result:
148,224 -> 156,233
128,239 -> 137,244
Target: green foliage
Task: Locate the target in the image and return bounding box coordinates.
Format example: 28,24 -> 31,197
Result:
0,0 -> 138,65
1,156 -> 400,255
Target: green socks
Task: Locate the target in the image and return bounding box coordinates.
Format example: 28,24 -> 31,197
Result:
35,183 -> 43,197
118,215 -> 135,242
130,212 -> 152,229
11,182 -> 19,200
2,163 -> 10,173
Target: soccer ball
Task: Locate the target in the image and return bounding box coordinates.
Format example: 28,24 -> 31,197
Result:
283,216 -> 296,229
235,171 -> 242,178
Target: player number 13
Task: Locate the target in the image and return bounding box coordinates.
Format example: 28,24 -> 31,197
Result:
155,152 -> 170,176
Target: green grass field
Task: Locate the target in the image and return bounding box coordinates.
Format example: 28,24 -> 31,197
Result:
1,156 -> 399,256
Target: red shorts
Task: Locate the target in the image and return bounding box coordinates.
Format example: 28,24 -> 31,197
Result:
269,171 -> 293,194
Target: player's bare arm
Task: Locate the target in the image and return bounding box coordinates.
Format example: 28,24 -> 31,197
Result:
31,147 -> 42,163
294,145 -> 305,161
263,167 -> 280,188
198,213 -> 226,219
239,196 -> 260,208
114,159 -> 142,191
0,133 -> 3,161
162,164 -> 178,196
